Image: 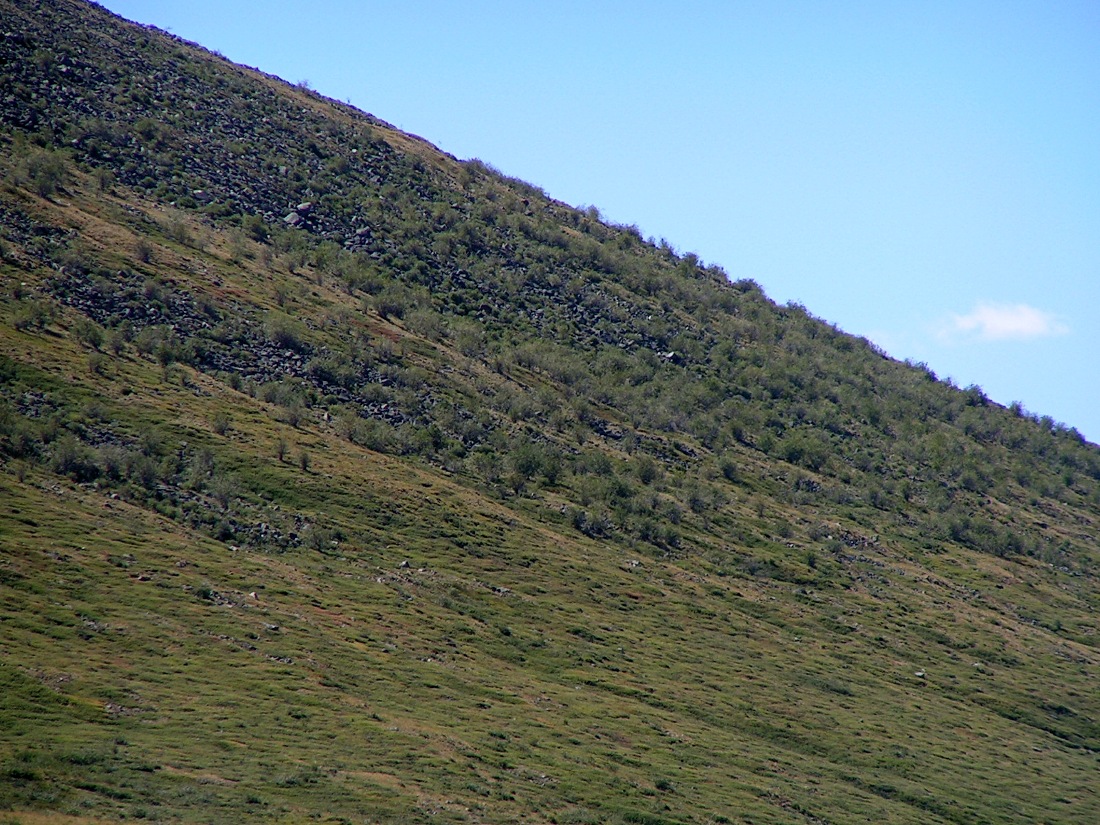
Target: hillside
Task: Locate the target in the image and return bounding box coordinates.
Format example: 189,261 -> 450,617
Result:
1,1 -> 1099,823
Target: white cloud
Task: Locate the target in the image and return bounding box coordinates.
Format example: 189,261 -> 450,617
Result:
943,302 -> 1069,342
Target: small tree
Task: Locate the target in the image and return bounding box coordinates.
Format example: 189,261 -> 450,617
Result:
282,403 -> 304,428
105,329 -> 126,356
24,150 -> 66,198
72,317 -> 103,350
242,213 -> 270,243
510,443 -> 543,481
208,474 -> 234,509
13,299 -> 56,331
134,238 -> 154,263
265,312 -> 307,352
635,455 -> 658,485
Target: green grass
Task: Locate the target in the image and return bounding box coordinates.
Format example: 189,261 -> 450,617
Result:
2,408 -> 1096,823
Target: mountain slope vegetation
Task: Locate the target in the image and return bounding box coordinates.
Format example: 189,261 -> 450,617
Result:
1,1 -> 1098,823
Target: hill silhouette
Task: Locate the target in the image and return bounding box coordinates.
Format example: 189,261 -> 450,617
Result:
1,1 -> 1098,823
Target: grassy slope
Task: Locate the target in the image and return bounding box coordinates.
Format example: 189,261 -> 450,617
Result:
1,135 -> 1096,825
1,2 -> 1099,823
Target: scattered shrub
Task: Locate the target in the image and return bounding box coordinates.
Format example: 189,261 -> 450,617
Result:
21,149 -> 67,198
72,317 -> 103,350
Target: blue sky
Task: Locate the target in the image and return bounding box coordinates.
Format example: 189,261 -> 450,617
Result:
101,1 -> 1100,443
